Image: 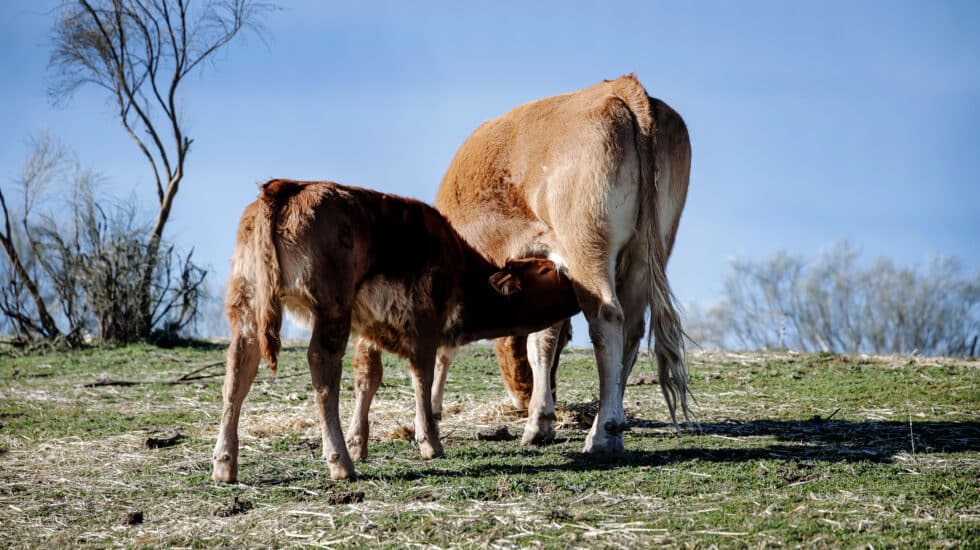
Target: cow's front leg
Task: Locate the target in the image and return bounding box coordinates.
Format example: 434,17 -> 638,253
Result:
521,321 -> 566,445
212,333 -> 261,482
408,345 -> 444,459
309,315 -> 356,480
494,335 -> 533,409
497,320 -> 570,414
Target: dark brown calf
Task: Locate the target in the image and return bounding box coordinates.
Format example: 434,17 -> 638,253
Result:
212,180 -> 579,481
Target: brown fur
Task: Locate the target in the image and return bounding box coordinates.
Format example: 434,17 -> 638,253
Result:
434,74 -> 693,450
213,179 -> 580,481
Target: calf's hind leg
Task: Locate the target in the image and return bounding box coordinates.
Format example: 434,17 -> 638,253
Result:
212,332 -> 261,482
309,314 -> 356,480
346,338 -> 383,461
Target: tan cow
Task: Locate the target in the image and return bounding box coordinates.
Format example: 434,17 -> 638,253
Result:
433,74 -> 693,452
212,179 -> 580,481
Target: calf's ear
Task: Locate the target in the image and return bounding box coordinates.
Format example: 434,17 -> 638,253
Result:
489,271 -> 523,296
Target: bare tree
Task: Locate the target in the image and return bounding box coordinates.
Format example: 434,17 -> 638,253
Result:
691,242 -> 980,357
198,280 -> 230,338
0,138 -> 68,342
700,252 -> 806,351
1,136 -> 207,346
49,0 -> 271,338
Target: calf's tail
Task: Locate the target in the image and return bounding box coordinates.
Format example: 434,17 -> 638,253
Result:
252,180 -> 287,373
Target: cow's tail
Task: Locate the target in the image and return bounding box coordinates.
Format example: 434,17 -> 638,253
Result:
614,74 -> 695,426
251,180 -> 288,373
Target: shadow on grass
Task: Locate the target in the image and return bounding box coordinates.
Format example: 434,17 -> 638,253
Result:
147,335 -> 227,350
635,417 -> 980,454
357,417 -> 980,481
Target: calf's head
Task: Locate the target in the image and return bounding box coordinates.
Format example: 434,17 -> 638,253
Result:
486,257 -> 580,327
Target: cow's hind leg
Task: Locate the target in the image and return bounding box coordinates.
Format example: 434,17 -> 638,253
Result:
552,319 -> 571,399
577,284 -> 629,454
212,332 -> 261,482
346,337 -> 382,461
408,345 -> 444,459
617,242 -> 651,395
549,237 -> 631,455
551,209 -> 635,454
553,140 -> 640,453
309,314 -> 356,480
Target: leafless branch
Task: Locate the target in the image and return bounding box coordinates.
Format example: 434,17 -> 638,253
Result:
49,0 -> 273,339
690,242 -> 980,357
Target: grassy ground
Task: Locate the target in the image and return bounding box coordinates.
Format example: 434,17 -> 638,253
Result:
1,342 -> 977,548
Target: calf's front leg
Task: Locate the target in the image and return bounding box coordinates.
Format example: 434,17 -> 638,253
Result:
346,337 -> 383,461
431,346 -> 457,420
409,345 -> 444,459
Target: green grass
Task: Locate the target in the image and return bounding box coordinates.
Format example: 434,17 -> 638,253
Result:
0,343 -> 977,548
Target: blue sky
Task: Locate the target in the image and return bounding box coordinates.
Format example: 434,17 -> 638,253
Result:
2,1 -> 978,343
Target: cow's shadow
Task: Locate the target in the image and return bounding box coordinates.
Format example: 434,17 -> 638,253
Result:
634,415 -> 980,453
367,415 -> 980,481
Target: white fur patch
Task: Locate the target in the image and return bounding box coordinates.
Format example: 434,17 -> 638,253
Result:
547,251 -> 569,273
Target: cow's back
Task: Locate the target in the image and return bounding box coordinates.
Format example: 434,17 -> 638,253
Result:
435,76 -> 655,263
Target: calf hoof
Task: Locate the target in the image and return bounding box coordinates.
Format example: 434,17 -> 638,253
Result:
346,436 -> 368,462
520,417 -> 556,446
326,452 -> 357,480
418,439 -> 445,460
212,453 -> 238,483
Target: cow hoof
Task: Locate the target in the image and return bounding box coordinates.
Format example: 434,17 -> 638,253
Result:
211,454 -> 238,483
419,440 -> 445,460
520,419 -> 556,446
328,461 -> 357,480
329,467 -> 357,481
346,436 -> 368,462
582,430 -> 626,454
326,450 -> 356,480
